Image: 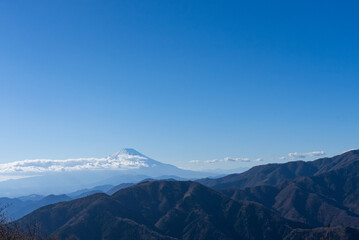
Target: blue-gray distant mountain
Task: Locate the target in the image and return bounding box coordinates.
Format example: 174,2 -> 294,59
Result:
0,194 -> 71,220
1,184 -> 136,220
67,185 -> 114,198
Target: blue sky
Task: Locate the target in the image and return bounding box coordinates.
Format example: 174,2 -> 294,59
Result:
0,0 -> 358,169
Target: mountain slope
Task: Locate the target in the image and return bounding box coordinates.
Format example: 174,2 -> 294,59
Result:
198,150 -> 359,190
1,185 -> 115,220
106,183 -> 134,195
18,181 -> 308,240
0,194 -> 71,220
284,226 -> 359,240
221,157 -> 359,228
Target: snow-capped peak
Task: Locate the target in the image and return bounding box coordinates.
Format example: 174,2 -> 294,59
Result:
108,148 -> 148,159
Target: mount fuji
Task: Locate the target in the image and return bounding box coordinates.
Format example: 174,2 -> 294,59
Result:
0,148 -> 213,197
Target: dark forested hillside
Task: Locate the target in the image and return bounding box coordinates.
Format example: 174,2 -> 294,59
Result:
197,150 -> 359,190
222,164 -> 359,228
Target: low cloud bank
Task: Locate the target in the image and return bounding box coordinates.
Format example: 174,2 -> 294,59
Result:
0,153 -> 149,173
190,156 -> 252,164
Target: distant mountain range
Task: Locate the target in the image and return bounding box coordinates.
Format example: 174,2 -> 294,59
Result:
2,178 -> 195,220
17,181 -> 308,239
0,148 -> 215,197
1,184 -> 133,220
13,149 -> 359,239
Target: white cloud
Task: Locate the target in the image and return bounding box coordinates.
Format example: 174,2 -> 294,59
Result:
0,175 -> 38,182
205,159 -> 217,164
0,153 -> 150,174
281,151 -> 325,160
189,160 -> 200,164
222,157 -> 250,162
254,158 -> 263,162
204,156 -> 250,164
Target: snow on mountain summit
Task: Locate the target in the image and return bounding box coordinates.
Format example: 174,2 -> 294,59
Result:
109,148 -> 148,159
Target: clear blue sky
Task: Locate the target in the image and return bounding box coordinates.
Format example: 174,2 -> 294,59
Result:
0,0 -> 358,169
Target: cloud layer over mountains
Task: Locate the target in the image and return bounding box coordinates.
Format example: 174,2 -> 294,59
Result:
0,152 -> 149,173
